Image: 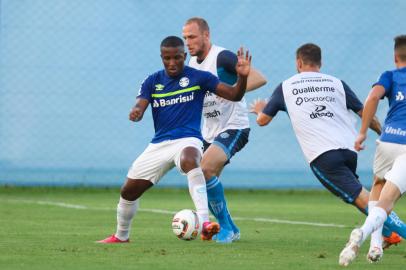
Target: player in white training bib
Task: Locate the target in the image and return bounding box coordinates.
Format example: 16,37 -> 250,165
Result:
183,17 -> 267,243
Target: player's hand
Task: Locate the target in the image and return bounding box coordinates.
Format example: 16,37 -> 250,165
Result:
354,133 -> 367,151
129,106 -> 143,122
236,47 -> 251,77
249,98 -> 267,115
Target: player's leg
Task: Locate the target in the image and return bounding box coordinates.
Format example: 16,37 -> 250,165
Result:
339,153 -> 406,266
98,142 -> 173,243
311,149 -> 406,238
372,142 -> 406,239
201,128 -> 249,243
175,138 -> 219,241
202,144 -> 234,242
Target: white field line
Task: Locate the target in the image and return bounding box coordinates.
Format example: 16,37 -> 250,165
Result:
2,198 -> 347,228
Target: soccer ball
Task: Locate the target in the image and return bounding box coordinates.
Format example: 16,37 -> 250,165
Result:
171,209 -> 202,240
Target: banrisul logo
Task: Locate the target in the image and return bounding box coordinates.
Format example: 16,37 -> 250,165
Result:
179,77 -> 189,88
153,92 -> 195,108
155,84 -> 164,91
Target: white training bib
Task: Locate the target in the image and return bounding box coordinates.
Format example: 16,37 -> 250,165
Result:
282,72 -> 358,163
189,45 -> 249,143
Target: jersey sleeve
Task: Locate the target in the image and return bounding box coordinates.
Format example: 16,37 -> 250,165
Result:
136,75 -> 153,102
217,50 -> 238,85
263,83 -> 286,117
373,71 -> 393,98
200,70 -> 220,93
341,80 -> 363,113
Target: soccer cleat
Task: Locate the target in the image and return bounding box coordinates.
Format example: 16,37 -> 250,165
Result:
201,221 -> 220,241
339,228 -> 363,267
367,246 -> 383,263
215,229 -> 234,244
232,230 -> 241,241
382,232 -> 402,249
97,234 -> 129,244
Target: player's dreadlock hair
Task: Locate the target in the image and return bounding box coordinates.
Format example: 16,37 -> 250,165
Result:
185,17 -> 210,33
394,35 -> 406,62
160,36 -> 184,48
296,43 -> 322,67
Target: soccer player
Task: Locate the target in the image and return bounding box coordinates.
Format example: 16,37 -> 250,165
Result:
250,43 -> 406,247
182,17 -> 267,243
98,36 -> 252,243
339,35 -> 406,266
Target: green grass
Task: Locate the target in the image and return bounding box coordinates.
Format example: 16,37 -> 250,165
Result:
0,187 -> 405,270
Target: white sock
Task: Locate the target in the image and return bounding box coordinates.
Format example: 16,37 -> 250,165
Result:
187,168 -> 209,223
361,206 -> 387,243
368,201 -> 383,248
115,197 -> 139,240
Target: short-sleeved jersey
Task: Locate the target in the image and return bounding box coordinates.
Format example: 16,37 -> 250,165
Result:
263,72 -> 363,163
188,45 -> 250,143
374,67 -> 406,144
137,66 -> 220,143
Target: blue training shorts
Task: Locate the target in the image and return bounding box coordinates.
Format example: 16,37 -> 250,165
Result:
310,149 -> 362,204
203,128 -> 250,163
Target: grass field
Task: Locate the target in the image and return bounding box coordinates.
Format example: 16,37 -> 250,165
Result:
0,187 -> 405,270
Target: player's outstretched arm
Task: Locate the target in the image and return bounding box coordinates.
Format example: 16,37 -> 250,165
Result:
129,98 -> 149,122
355,85 -> 385,151
215,47 -> 251,101
249,98 -> 273,126
246,68 -> 267,92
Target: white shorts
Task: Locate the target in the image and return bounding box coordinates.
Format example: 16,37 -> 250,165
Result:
385,153 -> 406,194
374,140 -> 406,193
127,137 -> 203,185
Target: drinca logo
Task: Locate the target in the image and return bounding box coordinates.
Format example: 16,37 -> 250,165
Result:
310,105 -> 334,119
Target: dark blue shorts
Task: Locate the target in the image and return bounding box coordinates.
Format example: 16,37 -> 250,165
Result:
310,149 -> 362,204
203,128 -> 250,163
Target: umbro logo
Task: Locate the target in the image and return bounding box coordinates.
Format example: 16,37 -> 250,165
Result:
396,91 -> 405,101
155,84 -> 164,91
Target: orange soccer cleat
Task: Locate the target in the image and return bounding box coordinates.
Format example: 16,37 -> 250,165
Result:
382,232 -> 402,249
201,221 -> 220,241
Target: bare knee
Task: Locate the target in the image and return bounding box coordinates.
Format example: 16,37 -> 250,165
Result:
201,162 -> 217,181
180,147 -> 200,173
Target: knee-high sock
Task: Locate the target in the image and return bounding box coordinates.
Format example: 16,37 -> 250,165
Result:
206,176 -> 232,230
187,168 -> 209,223
368,201 -> 383,248
115,197 -> 139,240
364,205 -> 391,237
361,206 -> 388,243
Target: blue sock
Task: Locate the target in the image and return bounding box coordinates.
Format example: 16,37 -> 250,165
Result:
206,176 -> 232,231
226,209 -> 239,234
383,211 -> 406,239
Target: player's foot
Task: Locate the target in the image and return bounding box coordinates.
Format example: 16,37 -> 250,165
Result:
215,229 -> 234,244
201,221 -> 220,241
382,232 -> 402,249
339,228 -> 363,267
367,246 -> 383,263
97,234 -> 129,244
232,229 -> 241,241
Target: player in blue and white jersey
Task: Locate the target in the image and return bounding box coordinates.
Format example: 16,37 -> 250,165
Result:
98,36 -> 252,243
182,17 -> 267,243
250,43 -> 406,249
340,35 -> 406,266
